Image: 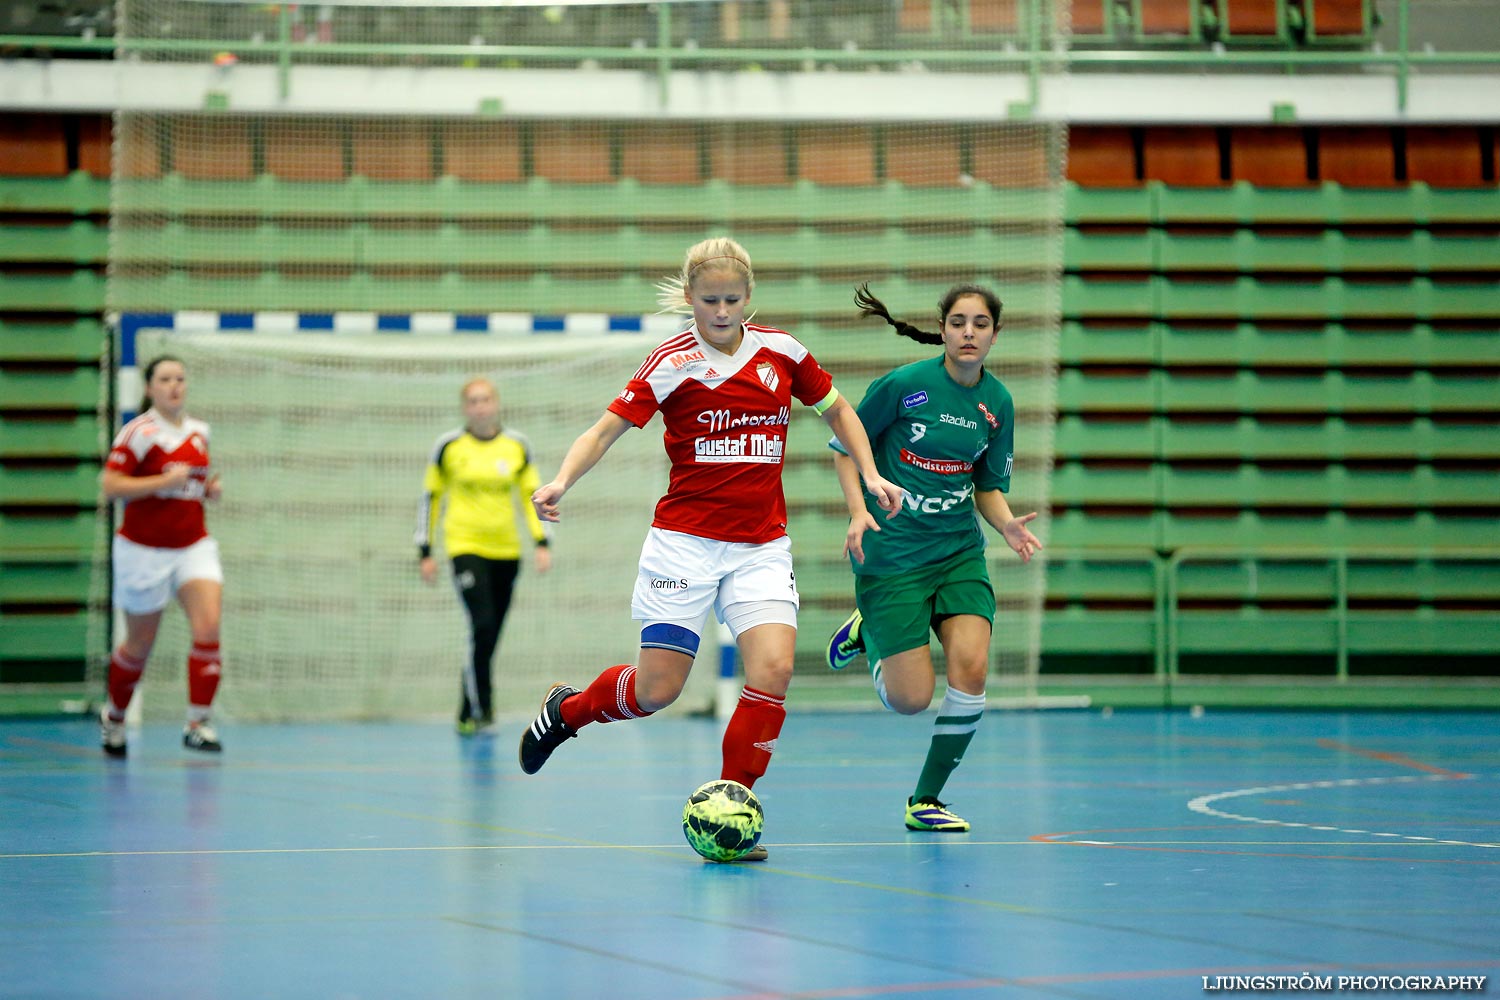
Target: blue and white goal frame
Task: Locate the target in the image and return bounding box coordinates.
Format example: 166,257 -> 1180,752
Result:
114,309 -> 682,422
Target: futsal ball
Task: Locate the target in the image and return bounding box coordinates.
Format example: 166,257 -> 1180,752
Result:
682,779 -> 764,862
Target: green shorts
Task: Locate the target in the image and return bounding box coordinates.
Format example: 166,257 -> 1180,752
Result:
853,548 -> 995,663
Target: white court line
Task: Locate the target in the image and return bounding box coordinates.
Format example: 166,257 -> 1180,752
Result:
1187,774 -> 1500,849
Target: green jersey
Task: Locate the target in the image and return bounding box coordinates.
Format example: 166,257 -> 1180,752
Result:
831,356 -> 1014,577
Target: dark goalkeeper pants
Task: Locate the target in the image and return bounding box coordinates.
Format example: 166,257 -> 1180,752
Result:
451,554 -> 520,722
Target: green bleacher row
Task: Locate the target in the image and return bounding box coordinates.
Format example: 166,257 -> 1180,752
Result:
6,175 -> 1500,227
5,365 -> 1496,418
1055,369 -> 1500,414
1061,322 -> 1500,368
5,270 -> 1498,318
10,222 -> 1500,275
7,459 -> 1483,511
1056,557 -> 1500,604
1057,416 -> 1500,460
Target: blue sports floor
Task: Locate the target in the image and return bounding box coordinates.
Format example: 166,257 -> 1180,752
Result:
2,709 -> 1497,999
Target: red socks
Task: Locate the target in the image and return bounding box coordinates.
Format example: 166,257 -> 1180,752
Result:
558,670 -> 787,791
187,641 -> 222,714
105,648 -> 146,720
720,686 -> 786,790
561,664 -> 654,729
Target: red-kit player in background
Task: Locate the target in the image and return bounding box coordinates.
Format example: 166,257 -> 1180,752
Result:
100,355 -> 226,756
518,237 -> 903,861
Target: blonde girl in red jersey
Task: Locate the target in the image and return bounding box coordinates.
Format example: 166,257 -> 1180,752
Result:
518,237 -> 902,860
100,356 -> 225,756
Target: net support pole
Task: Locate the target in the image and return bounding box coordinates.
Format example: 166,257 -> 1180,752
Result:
715,621 -> 738,721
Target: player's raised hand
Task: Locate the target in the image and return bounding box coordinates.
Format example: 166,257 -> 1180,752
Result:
842,510 -> 881,565
531,481 -> 567,523
865,474 -> 905,520
1002,511 -> 1043,564
160,463 -> 192,491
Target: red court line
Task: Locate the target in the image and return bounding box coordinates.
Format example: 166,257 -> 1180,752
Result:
1315,739 -> 1473,778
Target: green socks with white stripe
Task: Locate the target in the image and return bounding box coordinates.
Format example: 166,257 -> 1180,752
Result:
912,687 -> 985,802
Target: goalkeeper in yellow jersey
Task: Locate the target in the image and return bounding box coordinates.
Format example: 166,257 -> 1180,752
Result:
417,377 -> 552,733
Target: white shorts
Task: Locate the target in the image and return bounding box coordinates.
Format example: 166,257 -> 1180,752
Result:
112,535 -> 223,616
632,528 -> 799,637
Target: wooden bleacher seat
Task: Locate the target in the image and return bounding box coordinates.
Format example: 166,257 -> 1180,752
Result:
1406,127 -> 1485,188
1229,127 -> 1311,186
0,115 -> 68,177
114,116 -> 163,180
620,124 -> 702,184
969,0 -> 1020,33
708,124 -> 790,186
899,0 -> 933,33
172,118 -> 255,181
1134,0 -> 1196,36
441,122 -> 523,183
1318,127 -> 1396,187
533,123 -> 612,183
970,127 -> 1051,187
1066,127 -> 1137,187
884,125 -> 961,188
1305,0 -> 1367,36
353,122 -> 434,181
796,125 -> 878,187
1067,0 -> 1112,35
77,115 -> 112,179
1220,0 -> 1282,36
1143,127 -> 1223,187
266,121 -> 347,181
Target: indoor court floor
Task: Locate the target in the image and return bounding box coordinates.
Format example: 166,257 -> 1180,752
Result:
2,707 -> 1497,999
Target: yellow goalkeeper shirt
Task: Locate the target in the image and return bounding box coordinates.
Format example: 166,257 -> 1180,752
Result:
417,427 -> 549,560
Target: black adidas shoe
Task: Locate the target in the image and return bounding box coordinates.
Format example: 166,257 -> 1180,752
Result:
518,683 -> 580,775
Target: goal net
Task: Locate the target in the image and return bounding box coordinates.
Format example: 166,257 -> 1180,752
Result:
106,0 -> 1068,720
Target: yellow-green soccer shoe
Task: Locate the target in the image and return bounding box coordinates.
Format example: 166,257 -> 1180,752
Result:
905,796 -> 970,832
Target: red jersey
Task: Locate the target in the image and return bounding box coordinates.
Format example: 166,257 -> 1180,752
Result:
608,323 -> 835,544
106,409 -> 213,549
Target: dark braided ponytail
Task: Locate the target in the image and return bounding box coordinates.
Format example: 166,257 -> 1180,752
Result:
853,284 -> 942,345
855,283 -> 1003,345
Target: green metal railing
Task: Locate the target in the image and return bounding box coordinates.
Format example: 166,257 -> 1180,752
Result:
1046,547 -> 1500,686
1,0 -> 1495,114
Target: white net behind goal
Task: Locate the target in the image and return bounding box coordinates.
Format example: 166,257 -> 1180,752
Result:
130,328 -> 698,722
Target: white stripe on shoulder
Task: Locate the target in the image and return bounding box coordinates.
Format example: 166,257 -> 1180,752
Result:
743,324 -> 809,363
632,331 -> 699,381
112,413 -> 157,454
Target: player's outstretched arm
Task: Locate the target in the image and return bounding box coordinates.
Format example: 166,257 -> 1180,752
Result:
832,451 -> 882,565
820,396 -> 903,518
101,464 -> 190,501
531,411 -> 633,523
975,489 -> 1043,564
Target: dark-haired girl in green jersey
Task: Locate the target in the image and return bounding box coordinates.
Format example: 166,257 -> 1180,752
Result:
827,283 -> 1042,833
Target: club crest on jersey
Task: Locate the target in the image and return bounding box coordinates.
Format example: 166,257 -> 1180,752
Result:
756,362 -> 779,392
669,349 -> 707,371
977,402 -> 998,428
902,391 -> 928,409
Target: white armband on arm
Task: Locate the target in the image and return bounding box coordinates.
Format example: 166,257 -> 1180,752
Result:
812,387 -> 841,416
